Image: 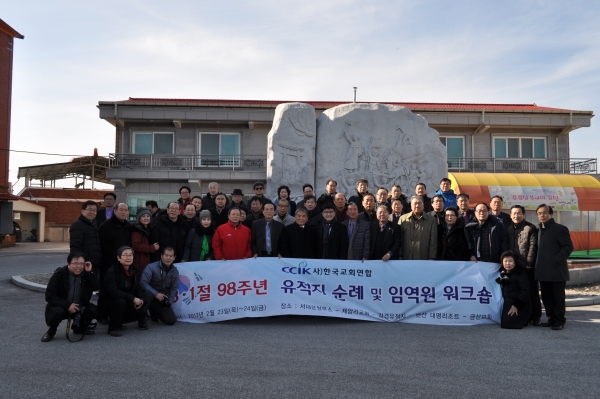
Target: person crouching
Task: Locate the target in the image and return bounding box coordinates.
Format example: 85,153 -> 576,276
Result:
42,252 -> 99,342
140,247 -> 179,325
99,246 -> 153,337
496,250 -> 531,329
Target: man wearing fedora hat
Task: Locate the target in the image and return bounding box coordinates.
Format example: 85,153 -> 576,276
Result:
227,189 -> 247,212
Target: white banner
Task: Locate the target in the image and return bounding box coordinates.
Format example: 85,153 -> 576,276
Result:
172,259 -> 503,326
489,185 -> 579,211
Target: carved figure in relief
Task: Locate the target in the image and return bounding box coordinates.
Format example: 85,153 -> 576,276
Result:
340,122 -> 362,173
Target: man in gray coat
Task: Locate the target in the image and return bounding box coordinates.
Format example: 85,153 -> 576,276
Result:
342,202 -> 371,261
535,204 -> 573,330
140,247 -> 179,325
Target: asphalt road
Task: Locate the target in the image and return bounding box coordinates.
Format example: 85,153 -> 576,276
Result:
1,243 -> 599,398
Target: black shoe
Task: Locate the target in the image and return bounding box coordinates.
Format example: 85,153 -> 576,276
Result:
541,322 -> 553,327
552,324 -> 564,330
532,318 -> 541,326
87,322 -> 97,330
107,330 -> 122,337
41,328 -> 56,342
138,321 -> 149,330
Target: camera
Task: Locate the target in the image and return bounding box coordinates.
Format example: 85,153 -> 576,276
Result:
71,306 -> 86,330
162,298 -> 172,308
495,271 -> 510,285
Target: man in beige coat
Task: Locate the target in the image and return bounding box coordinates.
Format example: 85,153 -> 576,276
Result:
398,196 -> 437,260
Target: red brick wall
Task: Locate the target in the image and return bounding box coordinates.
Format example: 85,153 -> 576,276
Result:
40,201 -> 99,226
0,31 -> 13,194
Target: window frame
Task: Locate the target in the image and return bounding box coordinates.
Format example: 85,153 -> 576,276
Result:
198,132 -> 241,167
132,131 -> 175,155
492,136 -> 546,159
439,135 -> 465,168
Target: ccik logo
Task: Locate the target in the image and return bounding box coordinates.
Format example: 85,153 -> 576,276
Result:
282,260 -> 311,275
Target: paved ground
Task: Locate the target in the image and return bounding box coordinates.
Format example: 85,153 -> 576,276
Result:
1,243 -> 600,398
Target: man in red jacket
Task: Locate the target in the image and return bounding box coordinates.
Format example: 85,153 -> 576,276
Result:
212,208 -> 252,260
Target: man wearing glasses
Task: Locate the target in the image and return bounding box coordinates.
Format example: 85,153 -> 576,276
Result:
246,181 -> 271,209
42,252 -> 99,342
140,247 -> 179,325
70,200 -> 102,275
465,203 -> 509,263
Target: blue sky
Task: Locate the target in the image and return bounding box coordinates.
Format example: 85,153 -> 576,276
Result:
2,0 -> 599,191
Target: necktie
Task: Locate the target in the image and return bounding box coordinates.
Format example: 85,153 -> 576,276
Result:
266,222 -> 272,252
380,224 -> 385,232
348,222 -> 354,241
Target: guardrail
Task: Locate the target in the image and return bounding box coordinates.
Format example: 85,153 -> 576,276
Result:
109,154 -> 267,171
447,158 -> 597,174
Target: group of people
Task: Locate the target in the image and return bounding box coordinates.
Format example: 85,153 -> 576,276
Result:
42,177 -> 574,341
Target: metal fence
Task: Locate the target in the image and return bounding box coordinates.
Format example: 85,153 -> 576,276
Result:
447,158 -> 597,174
109,154 -> 267,171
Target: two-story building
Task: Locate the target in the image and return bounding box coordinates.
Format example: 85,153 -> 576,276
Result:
98,98 -> 595,212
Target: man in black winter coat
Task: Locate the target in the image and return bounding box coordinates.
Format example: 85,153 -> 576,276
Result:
316,203 -> 348,259
281,209 -> 319,259
465,203 -> 509,263
42,252 -> 99,342
98,203 -> 132,286
535,204 -> 574,330
150,202 -> 190,263
69,200 -> 102,274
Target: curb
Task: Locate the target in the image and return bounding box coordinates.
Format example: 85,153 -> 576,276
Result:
11,276 -> 99,300
11,275 -> 600,307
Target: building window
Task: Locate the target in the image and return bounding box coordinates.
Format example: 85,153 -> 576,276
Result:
133,132 -> 174,154
494,137 -> 546,159
199,133 -> 240,166
439,136 -> 464,168
127,193 -> 179,221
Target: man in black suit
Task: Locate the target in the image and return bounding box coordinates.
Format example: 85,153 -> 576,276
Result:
457,193 -> 476,226
358,193 -> 377,225
281,209 -> 318,259
316,203 -> 348,260
95,192 -> 116,226
490,195 -> 511,228
251,203 -> 284,258
370,205 -> 402,261
535,204 -> 574,330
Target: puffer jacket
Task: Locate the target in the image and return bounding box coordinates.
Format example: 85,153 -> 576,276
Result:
507,220 -> 538,268
140,260 -> 179,302
183,225 -> 215,261
69,215 -> 101,267
212,221 -> 252,260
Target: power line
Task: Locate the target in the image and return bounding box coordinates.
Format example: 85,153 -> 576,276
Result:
0,148 -> 94,157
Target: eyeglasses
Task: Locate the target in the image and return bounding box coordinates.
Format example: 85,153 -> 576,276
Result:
255,187 -> 264,190
445,214 -> 457,218
84,208 -> 97,213
70,262 -> 85,266
322,210 -> 335,214
475,210 -> 488,213
120,253 -> 134,257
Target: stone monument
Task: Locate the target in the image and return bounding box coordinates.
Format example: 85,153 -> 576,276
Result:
266,103 -> 316,201
315,103 -> 447,197
266,102 -> 447,201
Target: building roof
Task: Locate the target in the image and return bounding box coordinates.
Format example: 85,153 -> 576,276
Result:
0,193 -> 23,201
98,97 -> 593,114
17,156 -> 110,184
0,19 -> 24,39
18,187 -> 111,201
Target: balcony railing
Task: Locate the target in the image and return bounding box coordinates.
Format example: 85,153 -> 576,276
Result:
109,154 -> 267,171
447,158 -> 597,174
